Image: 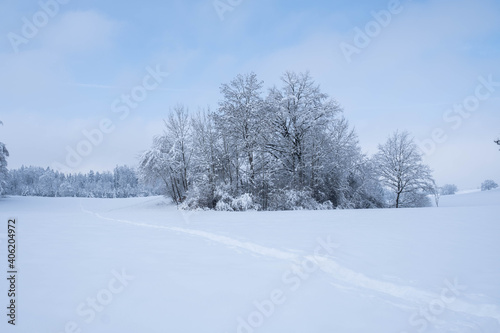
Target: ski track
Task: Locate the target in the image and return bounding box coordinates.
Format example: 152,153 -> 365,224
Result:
80,204 -> 500,326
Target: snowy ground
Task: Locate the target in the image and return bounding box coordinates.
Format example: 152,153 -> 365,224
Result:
1,189 -> 499,333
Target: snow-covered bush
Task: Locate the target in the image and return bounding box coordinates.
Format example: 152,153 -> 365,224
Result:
180,186 -> 205,210
441,184 -> 458,195
481,180 -> 498,191
231,193 -> 260,211
181,178 -> 217,210
268,189 -> 327,211
213,191 -> 260,212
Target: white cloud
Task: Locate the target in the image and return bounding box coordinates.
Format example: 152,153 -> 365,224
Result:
0,10 -> 120,109
41,10 -> 120,54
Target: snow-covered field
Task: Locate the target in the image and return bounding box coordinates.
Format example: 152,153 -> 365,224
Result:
1,189 -> 499,333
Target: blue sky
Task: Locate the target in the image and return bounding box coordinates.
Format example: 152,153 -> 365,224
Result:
0,0 -> 499,189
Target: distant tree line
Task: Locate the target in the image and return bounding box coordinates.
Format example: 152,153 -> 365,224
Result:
4,165 -> 161,198
139,72 -> 436,211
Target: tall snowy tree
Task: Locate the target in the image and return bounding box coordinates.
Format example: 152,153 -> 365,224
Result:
138,105 -> 193,204
265,71 -> 342,189
374,131 -> 434,208
189,109 -> 222,208
320,117 -> 384,208
215,72 -> 265,195
0,120 -> 9,196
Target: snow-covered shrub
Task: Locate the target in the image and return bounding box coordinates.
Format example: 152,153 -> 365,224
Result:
214,191 -> 260,211
231,193 -> 260,211
320,200 -> 334,210
481,180 -> 498,191
212,185 -> 233,209
215,200 -> 234,211
183,184 -> 240,211
181,180 -> 216,210
181,187 -> 204,210
441,184 -> 458,195
268,189 -> 325,211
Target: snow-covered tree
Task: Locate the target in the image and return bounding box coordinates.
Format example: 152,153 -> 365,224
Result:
188,109 -> 222,209
432,182 -> 441,207
0,120 -> 9,196
214,72 -> 265,195
113,166 -> 139,198
374,131 -> 434,208
138,105 -> 193,204
317,117 -> 383,208
481,179 -> 498,191
265,71 -> 342,189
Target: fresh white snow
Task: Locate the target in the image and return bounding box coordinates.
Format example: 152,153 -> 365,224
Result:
1,189 -> 499,332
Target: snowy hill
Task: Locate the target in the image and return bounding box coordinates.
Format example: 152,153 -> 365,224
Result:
1,190 -> 499,332
440,188 -> 500,208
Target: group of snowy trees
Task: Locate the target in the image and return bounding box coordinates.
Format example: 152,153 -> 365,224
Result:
139,72 -> 435,211
1,73 -> 441,209
4,165 -> 160,198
